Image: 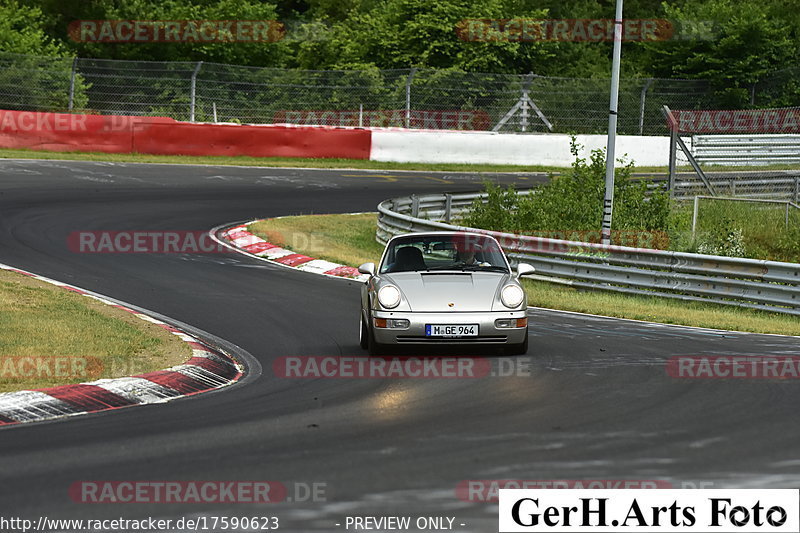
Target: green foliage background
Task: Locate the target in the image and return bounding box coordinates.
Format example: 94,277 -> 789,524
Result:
2,0 -> 797,106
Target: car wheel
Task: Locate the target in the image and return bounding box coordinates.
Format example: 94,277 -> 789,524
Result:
359,316 -> 369,350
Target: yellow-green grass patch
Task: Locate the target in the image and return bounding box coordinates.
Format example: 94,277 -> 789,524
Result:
0,269 -> 191,392
249,213 -> 385,267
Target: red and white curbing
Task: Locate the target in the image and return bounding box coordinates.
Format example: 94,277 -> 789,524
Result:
219,222 -> 370,281
0,263 -> 244,428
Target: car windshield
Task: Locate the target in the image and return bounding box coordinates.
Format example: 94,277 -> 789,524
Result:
379,234 -> 509,274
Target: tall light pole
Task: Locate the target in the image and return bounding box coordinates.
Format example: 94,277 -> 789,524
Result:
601,0 -> 624,246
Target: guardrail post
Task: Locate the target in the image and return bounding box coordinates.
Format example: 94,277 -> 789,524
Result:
691,196 -> 700,238
663,106 -> 677,198
68,57 -> 78,111
190,61 -> 203,122
786,202 -> 790,229
638,78 -> 653,135
405,68 -> 417,129
795,176 -> 799,203
730,180 -> 736,197
411,195 -> 419,218
444,194 -> 453,223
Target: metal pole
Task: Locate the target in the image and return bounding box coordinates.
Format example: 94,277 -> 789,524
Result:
795,176 -> 799,203
444,194 -> 453,223
405,68 -> 417,129
675,135 -> 716,196
520,93 -> 529,132
68,57 -> 78,111
668,127 -> 677,198
212,102 -> 217,123
664,105 -> 678,198
359,104 -> 363,128
638,78 -> 653,135
786,202 -> 790,229
601,0 -> 624,246
190,61 -> 203,122
692,196 -> 700,238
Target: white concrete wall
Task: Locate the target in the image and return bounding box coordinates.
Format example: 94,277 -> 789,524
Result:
370,130 -> 671,167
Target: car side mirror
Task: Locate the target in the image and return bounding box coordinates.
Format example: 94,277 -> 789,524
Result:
358,262 -> 376,276
515,263 -> 535,278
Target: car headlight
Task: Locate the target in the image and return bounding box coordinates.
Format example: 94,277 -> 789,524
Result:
500,284 -> 524,308
377,285 -> 401,309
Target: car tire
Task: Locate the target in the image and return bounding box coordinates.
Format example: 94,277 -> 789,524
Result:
359,316 -> 369,350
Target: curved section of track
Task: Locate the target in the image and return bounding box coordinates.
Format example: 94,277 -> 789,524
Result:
0,159 -> 798,531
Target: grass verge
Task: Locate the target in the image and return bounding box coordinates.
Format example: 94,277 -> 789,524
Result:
249,214 -> 385,267
3,147 -> 798,174
0,269 -> 191,393
248,213 -> 800,336
0,148 -> 558,173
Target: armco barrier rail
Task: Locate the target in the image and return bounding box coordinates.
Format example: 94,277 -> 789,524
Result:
693,135 -> 800,166
376,192 -> 800,316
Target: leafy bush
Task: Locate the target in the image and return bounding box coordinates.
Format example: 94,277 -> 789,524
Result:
696,226 -> 747,257
461,138 -> 671,245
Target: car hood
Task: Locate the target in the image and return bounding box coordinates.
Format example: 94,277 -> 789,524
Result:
382,271 -> 509,312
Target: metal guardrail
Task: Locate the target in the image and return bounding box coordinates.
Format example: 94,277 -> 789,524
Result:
376,192 -> 800,316
676,175 -> 800,201
693,135 -> 800,166
643,173 -> 800,202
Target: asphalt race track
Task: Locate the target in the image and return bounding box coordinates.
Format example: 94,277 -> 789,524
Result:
1,159 -> 799,532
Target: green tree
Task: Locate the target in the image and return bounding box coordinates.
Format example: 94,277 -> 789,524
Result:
22,0 -> 293,66
639,0 -> 799,107
0,0 -> 65,55
294,0 -> 558,72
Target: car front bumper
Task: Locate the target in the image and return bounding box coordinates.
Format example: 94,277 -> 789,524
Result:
370,310 -> 528,345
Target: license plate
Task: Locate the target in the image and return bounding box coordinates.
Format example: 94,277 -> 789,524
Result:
425,324 -> 479,337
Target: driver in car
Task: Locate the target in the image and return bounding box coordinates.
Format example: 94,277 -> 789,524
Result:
456,248 -> 490,267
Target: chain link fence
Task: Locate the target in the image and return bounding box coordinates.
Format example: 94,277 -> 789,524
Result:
658,105 -> 800,262
0,50 -> 748,135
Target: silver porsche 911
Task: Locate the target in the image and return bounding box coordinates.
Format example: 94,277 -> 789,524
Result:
358,231 -> 534,355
